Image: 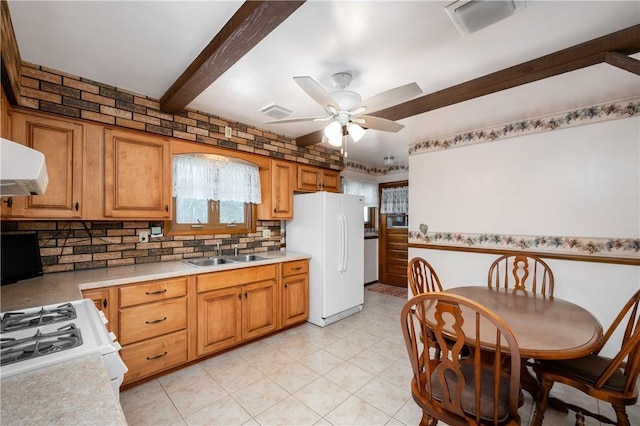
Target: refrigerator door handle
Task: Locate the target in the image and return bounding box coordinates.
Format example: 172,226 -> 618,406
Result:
342,214 -> 348,272
338,214 -> 346,272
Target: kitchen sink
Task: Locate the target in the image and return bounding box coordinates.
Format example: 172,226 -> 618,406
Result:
185,257 -> 237,267
226,255 -> 267,262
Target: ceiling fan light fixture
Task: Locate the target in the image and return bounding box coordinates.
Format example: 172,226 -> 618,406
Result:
384,155 -> 395,166
324,121 -> 343,146
348,123 -> 366,143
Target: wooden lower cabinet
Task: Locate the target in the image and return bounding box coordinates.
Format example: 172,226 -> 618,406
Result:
196,266 -> 278,357
111,260 -> 308,385
120,330 -> 188,384
119,297 -> 187,346
282,260 -> 309,327
197,286 -> 242,355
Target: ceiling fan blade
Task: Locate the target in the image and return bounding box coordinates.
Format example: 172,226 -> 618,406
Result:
358,115 -> 405,132
294,76 -> 340,115
353,82 -> 422,114
265,116 -> 329,124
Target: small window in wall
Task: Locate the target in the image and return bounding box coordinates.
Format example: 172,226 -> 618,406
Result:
169,154 -> 260,235
342,178 -> 379,229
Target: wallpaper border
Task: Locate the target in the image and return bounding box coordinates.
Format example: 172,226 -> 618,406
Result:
409,97 -> 640,156
409,228 -> 640,265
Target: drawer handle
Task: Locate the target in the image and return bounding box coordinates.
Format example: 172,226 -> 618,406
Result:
145,289 -> 167,295
145,317 -> 167,324
146,351 -> 168,360
291,266 -> 302,271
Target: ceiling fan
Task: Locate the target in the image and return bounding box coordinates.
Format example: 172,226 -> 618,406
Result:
266,72 -> 422,150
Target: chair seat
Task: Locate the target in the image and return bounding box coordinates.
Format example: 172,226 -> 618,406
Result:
536,354 -> 626,392
431,362 -> 511,423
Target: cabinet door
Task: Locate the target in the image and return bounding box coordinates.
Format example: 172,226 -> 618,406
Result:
82,288 -> 113,332
269,160 -> 295,219
282,274 -> 309,327
11,111 -> 84,218
243,279 -> 278,340
197,287 -> 242,356
321,169 -> 340,193
104,128 -> 171,218
296,165 -> 321,191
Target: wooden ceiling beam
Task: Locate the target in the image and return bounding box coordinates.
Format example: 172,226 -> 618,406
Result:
295,24 -> 640,146
161,0 -> 305,113
605,51 -> 640,76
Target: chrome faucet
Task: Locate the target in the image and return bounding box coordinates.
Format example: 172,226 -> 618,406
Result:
234,244 -> 238,256
217,242 -> 222,256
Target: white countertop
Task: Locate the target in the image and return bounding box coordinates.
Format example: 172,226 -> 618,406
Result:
0,353 -> 127,425
0,250 -> 311,312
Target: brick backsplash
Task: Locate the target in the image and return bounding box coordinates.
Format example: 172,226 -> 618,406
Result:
1,221 -> 283,274
18,62 -> 343,170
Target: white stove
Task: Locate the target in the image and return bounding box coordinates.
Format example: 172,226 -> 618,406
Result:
0,299 -> 127,396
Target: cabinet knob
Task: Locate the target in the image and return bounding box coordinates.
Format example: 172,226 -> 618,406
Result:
165,205 -> 169,212
284,283 -> 288,289
75,202 -> 79,211
102,299 -> 107,309
2,197 -> 12,208
244,291 -> 248,298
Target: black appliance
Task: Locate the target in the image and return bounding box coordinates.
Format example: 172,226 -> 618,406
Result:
1,233 -> 43,285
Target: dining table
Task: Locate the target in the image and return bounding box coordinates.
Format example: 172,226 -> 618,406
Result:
440,286 -> 605,400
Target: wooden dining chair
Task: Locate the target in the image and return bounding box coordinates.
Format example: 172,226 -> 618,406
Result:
401,292 -> 522,426
531,289 -> 640,426
408,257 -> 443,297
488,254 -> 554,296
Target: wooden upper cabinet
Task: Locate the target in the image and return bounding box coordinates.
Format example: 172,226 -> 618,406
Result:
257,159 -> 295,220
296,165 -> 340,193
10,111 -> 84,218
104,128 -> 171,218
1,88 -> 13,217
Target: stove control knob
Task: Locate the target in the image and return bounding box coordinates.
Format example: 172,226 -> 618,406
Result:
109,331 -> 117,342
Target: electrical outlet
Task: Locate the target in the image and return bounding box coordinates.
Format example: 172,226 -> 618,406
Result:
225,126 -> 232,138
139,230 -> 149,243
262,229 -> 271,238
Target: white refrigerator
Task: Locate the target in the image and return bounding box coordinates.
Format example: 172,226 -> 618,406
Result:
286,192 -> 364,327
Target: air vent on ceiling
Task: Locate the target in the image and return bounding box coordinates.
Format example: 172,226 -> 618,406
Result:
445,0 -> 526,36
258,103 -> 293,120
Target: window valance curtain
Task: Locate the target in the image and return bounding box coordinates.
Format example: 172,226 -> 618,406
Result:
380,186 -> 408,214
342,178 -> 378,207
173,154 -> 261,203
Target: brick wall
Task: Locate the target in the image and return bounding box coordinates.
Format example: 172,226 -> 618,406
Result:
18,62 -> 342,170
1,62 -> 340,274
1,220 -> 283,274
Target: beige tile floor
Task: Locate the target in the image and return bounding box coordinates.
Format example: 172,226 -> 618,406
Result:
120,287 -> 640,426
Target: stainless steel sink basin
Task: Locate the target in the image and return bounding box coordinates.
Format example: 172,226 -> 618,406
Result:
185,257 -> 237,267
226,254 -> 267,262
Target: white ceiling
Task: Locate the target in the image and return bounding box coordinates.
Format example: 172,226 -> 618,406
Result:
7,1 -> 640,168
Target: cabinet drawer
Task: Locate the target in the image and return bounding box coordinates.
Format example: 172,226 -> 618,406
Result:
197,264 -> 277,293
119,297 -> 187,345
119,277 -> 187,308
282,260 -> 308,277
121,329 -> 188,384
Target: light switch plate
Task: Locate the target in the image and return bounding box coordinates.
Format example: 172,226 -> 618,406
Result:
139,230 -> 149,243
262,229 -> 271,238
225,126 -> 232,138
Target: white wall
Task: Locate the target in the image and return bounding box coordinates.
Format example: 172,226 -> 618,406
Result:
408,116 -> 640,358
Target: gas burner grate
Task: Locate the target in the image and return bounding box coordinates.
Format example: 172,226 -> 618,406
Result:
1,303 -> 77,333
1,324 -> 83,366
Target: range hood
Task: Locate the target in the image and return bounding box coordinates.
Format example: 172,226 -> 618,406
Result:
0,138 -> 49,196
